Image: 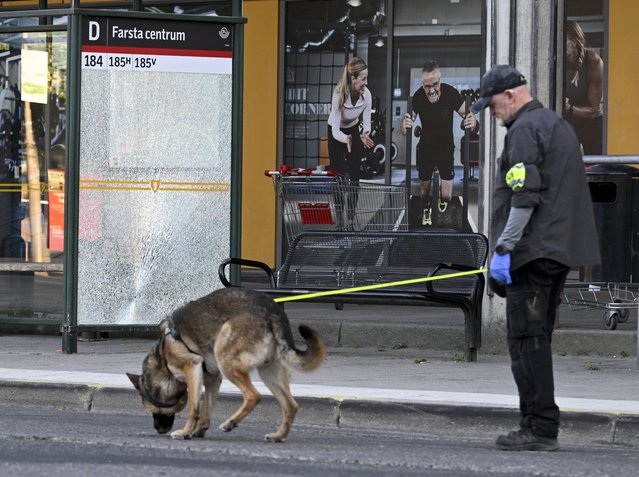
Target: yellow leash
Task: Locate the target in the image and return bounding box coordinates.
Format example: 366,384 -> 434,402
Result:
273,268 -> 488,303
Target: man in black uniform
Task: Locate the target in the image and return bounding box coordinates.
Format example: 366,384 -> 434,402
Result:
400,60 -> 477,225
471,65 -> 600,451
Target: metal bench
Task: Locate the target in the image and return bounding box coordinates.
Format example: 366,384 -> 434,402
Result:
219,230 -> 488,361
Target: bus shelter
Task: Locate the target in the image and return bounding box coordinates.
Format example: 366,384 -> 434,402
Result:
0,4 -> 245,353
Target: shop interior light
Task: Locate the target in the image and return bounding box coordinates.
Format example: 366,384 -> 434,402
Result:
347,0 -> 362,7
375,35 -> 384,47
393,47 -> 401,97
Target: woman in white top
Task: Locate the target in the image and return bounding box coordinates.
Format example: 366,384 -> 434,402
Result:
327,57 -> 375,227
327,57 -> 375,179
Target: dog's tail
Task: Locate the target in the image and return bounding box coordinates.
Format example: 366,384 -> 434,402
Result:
278,323 -> 325,372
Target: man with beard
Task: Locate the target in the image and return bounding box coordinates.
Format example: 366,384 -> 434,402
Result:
400,60 -> 478,226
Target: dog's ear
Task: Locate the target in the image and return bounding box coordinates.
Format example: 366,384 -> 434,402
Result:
126,372 -> 141,391
158,320 -> 169,336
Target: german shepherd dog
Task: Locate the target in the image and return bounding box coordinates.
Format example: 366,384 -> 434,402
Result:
127,288 -> 325,442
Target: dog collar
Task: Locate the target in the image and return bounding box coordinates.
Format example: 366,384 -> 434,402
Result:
164,320 -> 214,375
165,321 -> 201,357
140,374 -> 182,409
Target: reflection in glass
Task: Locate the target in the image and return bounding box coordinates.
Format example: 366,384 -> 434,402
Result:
0,31 -> 66,320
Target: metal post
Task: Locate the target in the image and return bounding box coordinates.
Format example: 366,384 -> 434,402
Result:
230,0 -> 244,285
462,95 -> 471,230
62,11 -> 82,354
232,0 -> 242,17
384,0 -> 394,187
583,155 -> 639,164
404,97 -> 412,215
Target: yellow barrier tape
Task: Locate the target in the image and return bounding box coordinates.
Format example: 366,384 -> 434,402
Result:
273,268 -> 488,303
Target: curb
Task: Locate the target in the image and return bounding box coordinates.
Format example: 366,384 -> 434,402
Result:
2,380 -> 638,447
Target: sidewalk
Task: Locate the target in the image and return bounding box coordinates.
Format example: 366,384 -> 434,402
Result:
1,329 -> 638,447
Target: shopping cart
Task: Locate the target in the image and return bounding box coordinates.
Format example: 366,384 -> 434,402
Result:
265,165 -> 408,245
563,282 -> 638,330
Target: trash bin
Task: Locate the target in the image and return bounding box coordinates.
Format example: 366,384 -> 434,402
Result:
580,165 -> 638,283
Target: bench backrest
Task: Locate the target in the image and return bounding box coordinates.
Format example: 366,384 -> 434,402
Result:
278,231 -> 488,295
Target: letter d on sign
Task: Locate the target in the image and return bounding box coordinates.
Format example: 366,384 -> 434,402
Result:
89,21 -> 100,41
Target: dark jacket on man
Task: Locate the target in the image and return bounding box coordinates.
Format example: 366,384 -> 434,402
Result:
491,99 -> 600,271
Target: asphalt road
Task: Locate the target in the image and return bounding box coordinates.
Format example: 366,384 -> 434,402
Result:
0,404 -> 638,477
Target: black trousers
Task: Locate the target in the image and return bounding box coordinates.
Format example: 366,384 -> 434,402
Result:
327,124 -> 362,224
506,258 -> 570,438
327,124 -> 363,181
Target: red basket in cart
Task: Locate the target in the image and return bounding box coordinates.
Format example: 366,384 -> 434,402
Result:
298,202 -> 334,225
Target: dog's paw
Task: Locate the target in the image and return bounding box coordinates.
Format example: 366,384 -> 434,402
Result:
219,420 -> 237,432
170,429 -> 192,440
264,433 -> 286,443
193,425 -> 209,438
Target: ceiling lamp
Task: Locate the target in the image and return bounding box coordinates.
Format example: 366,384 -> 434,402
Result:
347,0 -> 362,7
375,35 -> 384,47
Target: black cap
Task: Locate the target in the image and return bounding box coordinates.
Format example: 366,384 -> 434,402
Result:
470,65 -> 527,113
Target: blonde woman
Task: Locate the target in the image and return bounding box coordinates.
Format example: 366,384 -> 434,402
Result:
564,20 -> 604,154
327,57 -> 374,227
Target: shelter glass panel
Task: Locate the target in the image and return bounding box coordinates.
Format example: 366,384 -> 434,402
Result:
77,16 -> 233,326
0,30 -> 66,322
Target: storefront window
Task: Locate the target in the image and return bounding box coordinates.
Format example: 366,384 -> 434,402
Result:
283,0 -> 482,231
563,0 -> 605,155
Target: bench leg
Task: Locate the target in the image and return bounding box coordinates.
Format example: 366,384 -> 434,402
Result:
463,305 -> 480,362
